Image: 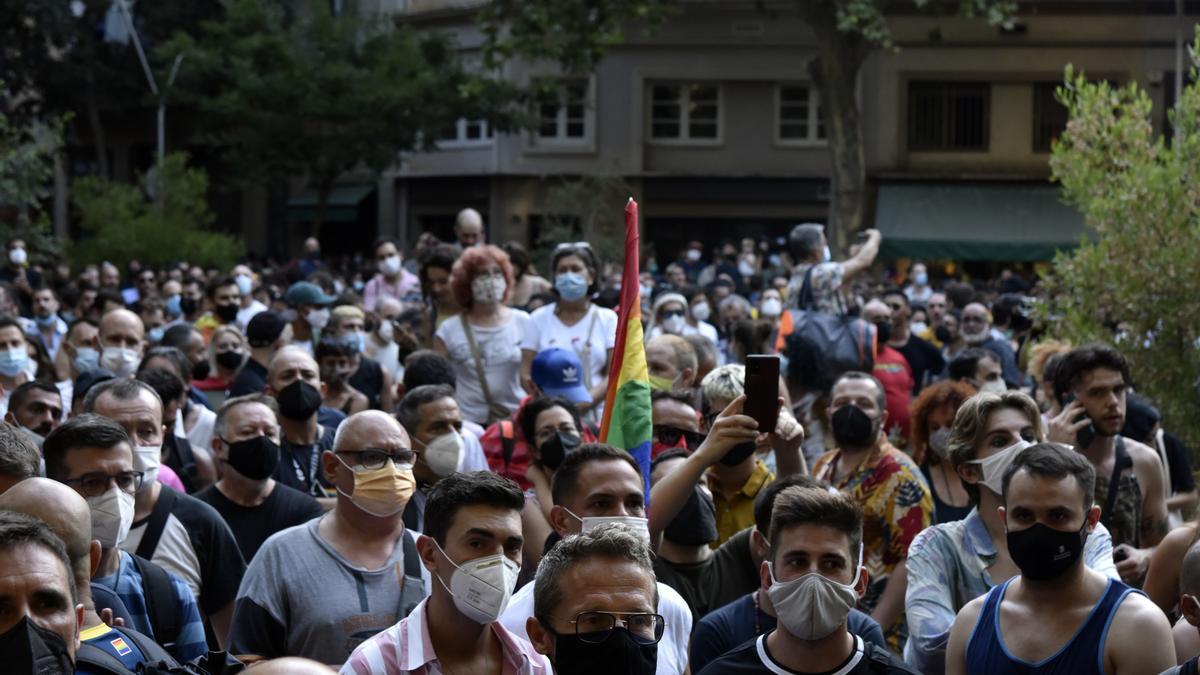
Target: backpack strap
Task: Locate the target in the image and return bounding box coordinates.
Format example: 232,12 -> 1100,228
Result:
796,265 -> 817,311
135,486 -> 176,561
112,625 -> 178,667
171,435 -> 199,493
1102,438 -> 1133,532
130,554 -> 183,652
395,531 -> 424,619
75,642 -> 135,674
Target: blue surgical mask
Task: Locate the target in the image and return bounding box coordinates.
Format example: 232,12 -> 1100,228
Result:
341,331 -> 365,354
0,348 -> 28,378
35,313 -> 57,327
148,327 -> 165,343
165,294 -> 182,316
915,271 -> 929,287
235,274 -> 253,296
73,347 -> 100,374
555,272 -> 589,302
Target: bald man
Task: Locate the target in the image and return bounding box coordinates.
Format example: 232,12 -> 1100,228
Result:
454,208 -> 485,248
0,478 -> 180,671
229,411 -> 428,665
646,334 -> 698,391
98,308 -> 145,378
265,346 -> 343,502
254,657 -> 338,674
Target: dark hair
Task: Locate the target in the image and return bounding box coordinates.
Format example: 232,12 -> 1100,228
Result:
881,287 -> 909,307
397,384 -> 456,433
500,242 -> 531,280
788,223 -> 824,261
0,315 -> 24,334
138,346 -> 190,381
82,378 -> 161,415
948,348 -> 999,382
95,288 -> 125,310
136,368 -> 186,407
423,471 -> 525,546
944,281 -> 976,310
0,422 -> 39,481
8,381 -> 62,415
768,486 -> 863,564
519,397 -> 582,447
551,443 -> 642,506
752,473 -> 829,534
730,319 -> 773,359
402,350 -> 456,391
315,338 -> 352,361
1001,442 -> 1096,510
1043,352 -> 1067,384
1052,344 -> 1132,404
785,333 -> 834,393
43,413 -> 132,481
650,389 -> 695,409
650,448 -> 690,472
418,243 -> 462,296
372,237 -> 399,256
161,324 -> 199,351
832,371 -> 886,413
0,511 -> 76,605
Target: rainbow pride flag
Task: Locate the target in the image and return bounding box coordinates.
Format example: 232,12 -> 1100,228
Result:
599,198 -> 652,498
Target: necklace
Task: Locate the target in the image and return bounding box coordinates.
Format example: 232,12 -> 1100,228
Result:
936,462 -> 968,507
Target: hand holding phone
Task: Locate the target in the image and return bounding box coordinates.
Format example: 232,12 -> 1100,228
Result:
743,355 -> 780,434
1062,394 -> 1097,449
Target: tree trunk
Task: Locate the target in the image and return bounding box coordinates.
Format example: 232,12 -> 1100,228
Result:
802,3 -> 870,254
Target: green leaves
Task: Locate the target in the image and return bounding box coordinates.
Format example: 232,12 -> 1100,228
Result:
1045,29 -> 1200,446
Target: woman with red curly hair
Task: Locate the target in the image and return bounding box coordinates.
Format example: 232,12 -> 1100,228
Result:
433,245 -> 531,425
910,379 -> 977,524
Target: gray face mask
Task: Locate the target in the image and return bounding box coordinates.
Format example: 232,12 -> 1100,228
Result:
766,548 -> 862,641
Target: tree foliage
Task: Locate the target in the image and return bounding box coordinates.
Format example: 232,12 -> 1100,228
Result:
0,102 -> 64,264
532,171 -> 635,276
70,153 -> 240,270
163,0 -> 523,227
1044,35 -> 1200,445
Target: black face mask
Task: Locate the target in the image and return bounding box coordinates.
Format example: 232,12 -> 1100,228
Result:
215,302 -> 240,324
276,379 -> 323,420
719,441 -> 757,467
552,628 -> 657,675
180,296 -> 199,317
216,350 -> 244,370
539,432 -> 581,471
0,616 -> 73,674
225,435 -> 281,481
934,325 -> 953,343
192,360 -> 211,381
874,320 -> 893,343
664,485 -> 718,546
831,405 -> 877,449
1007,520 -> 1089,581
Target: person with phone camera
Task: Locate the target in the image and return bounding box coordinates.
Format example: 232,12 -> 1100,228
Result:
1047,344 -> 1168,586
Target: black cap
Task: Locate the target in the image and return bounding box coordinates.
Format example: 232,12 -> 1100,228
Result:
246,311 -> 286,348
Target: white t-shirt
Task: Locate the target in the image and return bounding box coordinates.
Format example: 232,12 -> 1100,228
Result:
521,304 -> 618,390
436,310 -> 531,425
237,300 -> 268,330
647,319 -> 719,345
500,577 -> 692,675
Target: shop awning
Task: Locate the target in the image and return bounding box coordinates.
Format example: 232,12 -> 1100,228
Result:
874,182 -> 1091,261
287,184 -> 375,224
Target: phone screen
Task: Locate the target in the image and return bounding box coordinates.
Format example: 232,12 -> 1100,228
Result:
743,355 -> 780,433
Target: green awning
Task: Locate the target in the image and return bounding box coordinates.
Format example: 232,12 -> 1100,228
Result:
874,182 -> 1091,261
287,184 -> 375,224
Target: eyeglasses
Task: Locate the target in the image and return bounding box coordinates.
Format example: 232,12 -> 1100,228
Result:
64,471 -> 145,497
652,425 -> 706,451
336,448 -> 414,470
660,310 -> 685,319
566,611 -> 665,645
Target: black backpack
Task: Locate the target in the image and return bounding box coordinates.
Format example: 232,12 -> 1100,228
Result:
129,554 -> 184,652
75,625 -> 179,674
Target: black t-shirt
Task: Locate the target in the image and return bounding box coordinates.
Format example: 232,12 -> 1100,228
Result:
894,334 -> 945,394
653,527 -> 760,621
349,357 -> 384,409
195,483 -> 324,561
228,358 -> 269,397
273,414 -> 341,497
697,633 -> 919,675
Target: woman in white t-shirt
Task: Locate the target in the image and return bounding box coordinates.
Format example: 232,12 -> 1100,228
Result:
520,243 -> 617,413
645,291 -> 719,344
434,245 -> 531,425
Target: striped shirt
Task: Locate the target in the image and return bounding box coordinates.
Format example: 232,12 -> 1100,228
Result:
93,550 -> 208,663
340,598 -> 551,675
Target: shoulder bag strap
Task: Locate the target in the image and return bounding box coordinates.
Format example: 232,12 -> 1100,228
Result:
135,487 -> 175,561
1102,438 -> 1132,528
580,307 -> 599,392
131,554 -> 182,650
460,317 -> 507,423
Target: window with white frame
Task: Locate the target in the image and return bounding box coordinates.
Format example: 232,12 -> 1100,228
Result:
777,84 -> 826,143
536,80 -> 589,143
649,83 -> 720,141
439,118 -> 492,147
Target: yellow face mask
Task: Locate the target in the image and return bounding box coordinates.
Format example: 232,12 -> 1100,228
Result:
648,373 -> 677,392
336,455 -> 416,517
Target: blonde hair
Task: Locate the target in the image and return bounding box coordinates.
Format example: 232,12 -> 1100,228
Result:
1026,339 -> 1072,380
208,324 -> 245,373
701,364 -> 745,409
947,390 -> 1044,470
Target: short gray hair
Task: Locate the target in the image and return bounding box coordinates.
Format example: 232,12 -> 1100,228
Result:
533,523 -> 657,623
789,222 -> 824,260
832,371 -> 886,414
83,378 -> 162,416
214,394 -> 280,440
717,294 -> 752,315
397,384 -> 455,433
0,422 -> 39,481
701,364 -> 745,410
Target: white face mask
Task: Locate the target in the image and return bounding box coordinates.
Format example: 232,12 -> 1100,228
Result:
376,319 -> 394,343
133,445 -> 161,490
767,556 -> 861,641
928,427 -> 953,459
910,321 -> 928,336
419,432 -> 463,478
9,248 -> 27,266
305,308 -> 330,331
661,315 -> 685,335
979,378 -> 1007,395
88,487 -> 135,549
432,539 -> 520,624
691,302 -> 711,322
571,511 -> 651,547
378,255 -> 402,277
685,249 -> 701,262
822,245 -> 832,263
970,439 -> 1033,495
760,298 -> 783,318
471,275 -> 506,304
100,346 -> 141,377
738,260 -> 756,277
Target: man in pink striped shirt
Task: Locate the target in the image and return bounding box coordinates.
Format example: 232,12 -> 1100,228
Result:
363,239 -> 420,313
341,471 -> 549,675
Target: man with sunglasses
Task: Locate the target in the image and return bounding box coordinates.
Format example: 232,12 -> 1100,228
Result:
651,390 -> 704,458
43,413 -> 208,662
526,523 -> 662,675
230,410 -> 428,665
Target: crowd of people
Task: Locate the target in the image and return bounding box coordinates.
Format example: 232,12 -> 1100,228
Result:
0,209 -> 1198,674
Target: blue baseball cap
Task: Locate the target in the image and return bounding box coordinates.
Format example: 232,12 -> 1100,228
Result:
531,348 -> 591,404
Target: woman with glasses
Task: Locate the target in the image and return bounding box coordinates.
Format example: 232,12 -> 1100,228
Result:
520,243 -> 616,418
646,292 -> 719,345
434,245 -> 531,426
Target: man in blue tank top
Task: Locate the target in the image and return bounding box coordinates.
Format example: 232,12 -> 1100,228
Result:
946,443 -> 1174,675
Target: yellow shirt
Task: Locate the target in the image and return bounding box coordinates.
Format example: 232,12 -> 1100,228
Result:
710,459 -> 774,547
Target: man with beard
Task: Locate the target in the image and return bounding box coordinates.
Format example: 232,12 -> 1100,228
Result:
959,303 -> 1021,388
5,381 -> 63,446
811,372 -> 932,651
946,444 -> 1173,674
1048,344 -> 1167,585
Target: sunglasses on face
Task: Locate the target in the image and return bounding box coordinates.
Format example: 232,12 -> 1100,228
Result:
652,425 -> 706,450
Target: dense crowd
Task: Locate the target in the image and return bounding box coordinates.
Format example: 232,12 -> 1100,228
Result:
0,209 -> 1196,674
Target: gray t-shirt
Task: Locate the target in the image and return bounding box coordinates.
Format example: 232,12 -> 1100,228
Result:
229,516 -> 428,665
